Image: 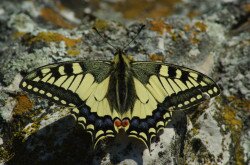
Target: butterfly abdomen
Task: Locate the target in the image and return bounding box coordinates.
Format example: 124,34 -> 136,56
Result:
111,52 -> 135,114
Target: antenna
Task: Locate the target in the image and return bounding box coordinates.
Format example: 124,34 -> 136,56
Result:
92,27 -> 118,51
93,24 -> 145,53
122,24 -> 145,51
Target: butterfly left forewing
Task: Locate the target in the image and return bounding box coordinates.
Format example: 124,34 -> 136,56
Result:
20,61 -> 118,147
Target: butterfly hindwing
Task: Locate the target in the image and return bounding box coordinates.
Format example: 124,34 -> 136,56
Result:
20,61 -> 118,147
126,62 -> 220,148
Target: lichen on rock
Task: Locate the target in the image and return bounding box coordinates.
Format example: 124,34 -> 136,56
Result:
0,0 -> 249,164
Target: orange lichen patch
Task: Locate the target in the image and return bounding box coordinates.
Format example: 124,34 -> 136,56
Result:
40,7 -> 76,29
227,96 -> 250,113
14,95 -> 33,116
27,32 -> 81,48
149,54 -> 165,62
67,48 -> 80,56
194,21 -> 207,32
242,3 -> 250,12
94,19 -> 109,30
150,20 -> 173,34
112,0 -> 180,20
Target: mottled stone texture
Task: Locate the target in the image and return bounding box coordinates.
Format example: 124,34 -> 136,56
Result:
0,0 -> 249,164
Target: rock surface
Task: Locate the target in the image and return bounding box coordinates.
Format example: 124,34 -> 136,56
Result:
0,0 -> 249,164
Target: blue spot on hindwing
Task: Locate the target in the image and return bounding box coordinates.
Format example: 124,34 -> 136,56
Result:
147,118 -> 156,126
139,121 -> 148,131
154,111 -> 161,120
131,118 -> 139,128
88,114 -> 96,123
95,119 -> 103,128
104,117 -> 113,129
80,107 -> 89,116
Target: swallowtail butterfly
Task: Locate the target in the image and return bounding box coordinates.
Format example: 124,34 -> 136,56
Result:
20,25 -> 220,149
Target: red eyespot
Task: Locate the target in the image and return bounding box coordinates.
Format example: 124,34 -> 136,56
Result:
122,119 -> 129,127
114,119 -> 122,127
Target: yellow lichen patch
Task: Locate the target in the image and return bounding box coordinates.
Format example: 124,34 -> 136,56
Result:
194,21 -> 207,32
14,95 -> 33,116
112,0 -> 180,20
67,48 -> 80,56
183,24 -> 191,32
27,32 -> 81,48
218,96 -> 246,165
222,106 -> 242,130
149,54 -> 165,62
94,19 -> 109,30
40,7 -> 76,29
12,31 -> 26,39
190,31 -> 200,44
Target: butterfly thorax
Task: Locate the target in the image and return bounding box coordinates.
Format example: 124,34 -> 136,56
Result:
110,50 -> 135,115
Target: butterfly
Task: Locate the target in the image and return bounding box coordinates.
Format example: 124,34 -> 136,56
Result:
19,25 -> 220,149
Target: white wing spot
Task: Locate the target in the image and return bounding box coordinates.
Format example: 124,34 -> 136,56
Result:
33,87 -> 39,92
213,87 -> 218,93
184,101 -> 189,105
61,100 -> 67,104
190,97 -> 196,102
27,85 -> 32,89
53,96 -> 59,101
22,81 -> 27,87
39,90 -> 45,94
197,95 -> 202,99
46,93 -> 52,97
178,104 -> 183,108
208,89 -> 213,95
